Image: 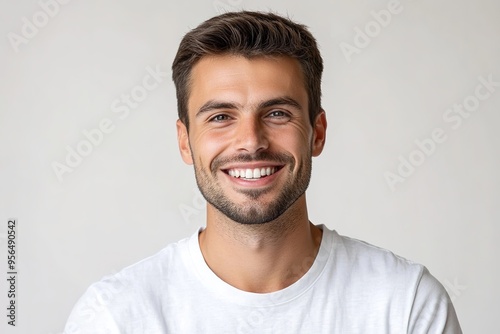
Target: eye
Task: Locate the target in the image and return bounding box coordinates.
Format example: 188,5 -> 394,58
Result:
268,110 -> 287,117
209,114 -> 231,122
266,110 -> 291,124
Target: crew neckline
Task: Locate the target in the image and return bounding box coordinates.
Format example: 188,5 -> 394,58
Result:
188,224 -> 333,307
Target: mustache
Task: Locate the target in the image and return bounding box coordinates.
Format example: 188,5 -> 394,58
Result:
211,151 -> 293,173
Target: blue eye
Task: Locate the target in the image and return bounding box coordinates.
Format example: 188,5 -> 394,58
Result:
210,114 -> 230,122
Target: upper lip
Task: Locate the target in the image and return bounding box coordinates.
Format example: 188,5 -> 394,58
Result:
221,162 -> 284,170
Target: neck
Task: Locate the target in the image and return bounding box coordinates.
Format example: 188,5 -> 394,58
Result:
199,194 -> 323,293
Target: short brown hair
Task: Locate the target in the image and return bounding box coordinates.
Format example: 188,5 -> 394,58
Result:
172,11 -> 324,129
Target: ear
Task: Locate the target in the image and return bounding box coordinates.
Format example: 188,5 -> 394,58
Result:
311,110 -> 327,157
176,119 -> 193,165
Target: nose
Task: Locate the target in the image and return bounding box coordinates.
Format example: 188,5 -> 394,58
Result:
235,117 -> 269,153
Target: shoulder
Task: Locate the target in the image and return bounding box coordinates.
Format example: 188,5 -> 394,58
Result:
64,232 -> 196,333
328,228 -> 424,277
322,228 -> 462,332
322,227 -> 433,299
102,232 -> 192,292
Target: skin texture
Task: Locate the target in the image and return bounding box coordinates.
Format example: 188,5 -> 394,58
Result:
177,55 -> 327,293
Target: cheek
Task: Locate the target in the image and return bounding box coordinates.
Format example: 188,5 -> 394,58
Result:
271,125 -> 312,155
191,130 -> 231,166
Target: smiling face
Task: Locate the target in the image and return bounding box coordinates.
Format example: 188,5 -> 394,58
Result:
177,55 -> 326,225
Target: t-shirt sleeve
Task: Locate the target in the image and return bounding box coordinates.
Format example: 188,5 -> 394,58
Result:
407,267 -> 462,334
64,282 -> 123,334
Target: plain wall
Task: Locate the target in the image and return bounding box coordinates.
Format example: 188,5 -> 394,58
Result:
1,0 -> 499,333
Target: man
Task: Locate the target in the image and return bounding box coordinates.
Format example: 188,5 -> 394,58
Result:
65,11 -> 462,333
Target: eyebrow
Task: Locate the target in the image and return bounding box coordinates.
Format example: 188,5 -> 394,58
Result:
196,101 -> 241,117
259,97 -> 303,111
196,96 -> 303,117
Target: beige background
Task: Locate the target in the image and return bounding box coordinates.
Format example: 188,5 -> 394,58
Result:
1,0 -> 499,333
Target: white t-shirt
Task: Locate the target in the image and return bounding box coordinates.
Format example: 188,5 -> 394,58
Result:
64,225 -> 462,333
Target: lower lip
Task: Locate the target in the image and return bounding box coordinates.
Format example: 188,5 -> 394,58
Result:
223,168 -> 283,188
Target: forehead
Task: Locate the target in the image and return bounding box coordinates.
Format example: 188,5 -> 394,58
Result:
187,55 -> 307,114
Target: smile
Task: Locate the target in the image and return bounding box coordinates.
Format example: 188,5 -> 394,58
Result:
225,166 -> 281,180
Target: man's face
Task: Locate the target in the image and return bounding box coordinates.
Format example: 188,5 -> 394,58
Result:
177,55 -> 326,225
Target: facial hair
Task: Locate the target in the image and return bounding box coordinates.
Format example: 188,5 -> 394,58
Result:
192,150 -> 312,225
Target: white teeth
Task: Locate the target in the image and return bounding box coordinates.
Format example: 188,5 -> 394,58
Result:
245,169 -> 252,178
227,167 -> 278,179
253,169 -> 261,178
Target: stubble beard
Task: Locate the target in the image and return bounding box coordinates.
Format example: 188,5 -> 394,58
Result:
192,150 -> 312,225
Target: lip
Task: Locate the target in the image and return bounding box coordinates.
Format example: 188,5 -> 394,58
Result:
220,162 -> 284,170
221,164 -> 284,188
